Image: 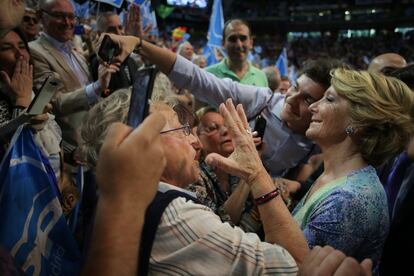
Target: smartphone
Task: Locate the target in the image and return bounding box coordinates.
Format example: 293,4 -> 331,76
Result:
0,75 -> 59,137
27,75 -> 59,115
127,65 -> 158,128
254,115 -> 267,150
98,34 -> 119,64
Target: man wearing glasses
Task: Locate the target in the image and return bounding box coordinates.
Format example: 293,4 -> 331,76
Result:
29,0 -> 117,164
205,19 -> 268,88
20,7 -> 40,42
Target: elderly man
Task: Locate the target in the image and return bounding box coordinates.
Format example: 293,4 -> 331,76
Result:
206,19 -> 268,87
29,0 -> 116,162
177,41 -> 195,61
262,66 -> 281,92
106,34 -> 343,177
20,7 -> 40,41
90,12 -> 138,96
368,53 -> 407,74
80,89 -> 308,274
0,0 -> 25,37
278,76 -> 291,94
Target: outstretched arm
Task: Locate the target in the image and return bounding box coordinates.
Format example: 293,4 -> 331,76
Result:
105,34 -> 272,118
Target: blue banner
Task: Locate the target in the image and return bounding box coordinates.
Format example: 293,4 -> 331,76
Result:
289,65 -> 297,83
206,0 -> 224,48
72,0 -> 89,18
0,127 -> 81,276
141,0 -> 159,36
204,0 -> 224,66
95,0 -> 124,8
276,47 -> 288,77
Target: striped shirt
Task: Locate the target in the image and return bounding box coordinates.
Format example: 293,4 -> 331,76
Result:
149,182 -> 298,275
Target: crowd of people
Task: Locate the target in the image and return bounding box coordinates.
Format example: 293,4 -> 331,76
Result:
1,0 -> 414,275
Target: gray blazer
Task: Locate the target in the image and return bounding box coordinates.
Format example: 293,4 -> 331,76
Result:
29,33 -> 92,153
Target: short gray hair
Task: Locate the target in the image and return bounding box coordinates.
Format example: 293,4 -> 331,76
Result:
96,12 -> 117,33
80,87 -> 178,168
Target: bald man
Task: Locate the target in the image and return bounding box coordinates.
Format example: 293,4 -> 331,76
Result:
368,53 -> 407,74
262,66 -> 281,92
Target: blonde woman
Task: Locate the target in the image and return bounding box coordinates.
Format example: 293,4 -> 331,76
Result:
292,69 -> 414,270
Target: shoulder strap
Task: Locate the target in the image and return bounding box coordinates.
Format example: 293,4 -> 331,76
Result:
138,190 -> 197,276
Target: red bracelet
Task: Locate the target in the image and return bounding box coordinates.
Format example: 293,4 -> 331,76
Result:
254,188 -> 280,205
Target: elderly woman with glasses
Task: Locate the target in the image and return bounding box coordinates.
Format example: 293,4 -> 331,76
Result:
185,106 -> 264,233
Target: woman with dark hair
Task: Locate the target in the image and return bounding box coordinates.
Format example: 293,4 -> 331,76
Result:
0,28 -> 77,215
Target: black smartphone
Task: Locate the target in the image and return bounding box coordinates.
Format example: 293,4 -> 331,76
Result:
127,65 -> 158,128
98,34 -> 119,64
254,115 -> 267,150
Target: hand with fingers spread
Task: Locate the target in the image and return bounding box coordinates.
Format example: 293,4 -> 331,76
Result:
299,246 -> 372,276
204,98 -> 266,184
0,56 -> 33,107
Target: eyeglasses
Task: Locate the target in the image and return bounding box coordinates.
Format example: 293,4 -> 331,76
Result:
160,123 -> 192,137
23,15 -> 38,24
198,122 -> 227,136
41,9 -> 78,22
226,34 -> 249,43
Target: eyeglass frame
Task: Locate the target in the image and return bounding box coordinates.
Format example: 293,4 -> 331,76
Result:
23,15 -> 39,24
41,9 -> 78,22
160,123 -> 192,137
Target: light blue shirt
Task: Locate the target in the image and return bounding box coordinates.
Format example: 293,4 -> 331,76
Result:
169,55 -> 317,177
42,33 -> 99,106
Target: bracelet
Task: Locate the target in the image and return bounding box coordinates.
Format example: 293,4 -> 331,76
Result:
254,188 -> 280,206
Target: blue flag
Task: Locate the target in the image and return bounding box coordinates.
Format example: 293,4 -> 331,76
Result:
0,127 -> 81,276
95,0 -> 124,8
72,0 -> 89,18
276,47 -> 288,77
289,65 -> 297,83
141,0 -> 159,36
204,0 -> 224,66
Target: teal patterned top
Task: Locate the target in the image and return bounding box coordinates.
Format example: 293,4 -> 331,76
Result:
292,166 -> 389,269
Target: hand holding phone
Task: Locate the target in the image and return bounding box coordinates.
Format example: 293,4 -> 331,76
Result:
254,115 -> 267,150
98,34 -> 119,64
127,66 -> 158,128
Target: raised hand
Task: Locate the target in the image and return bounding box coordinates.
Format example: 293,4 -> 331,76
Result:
205,98 -> 266,184
0,56 -> 33,107
97,33 -> 140,65
98,63 -> 120,91
96,112 -> 167,205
